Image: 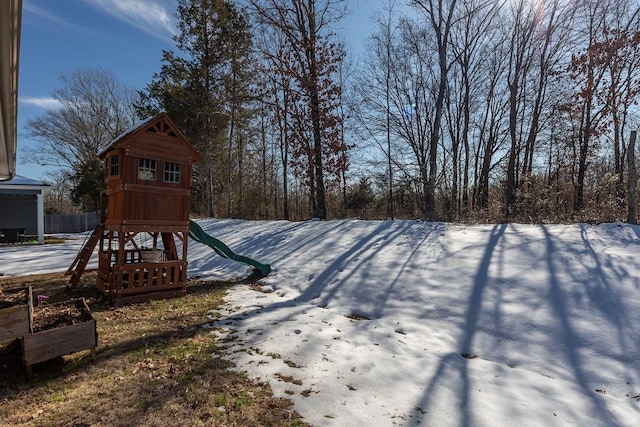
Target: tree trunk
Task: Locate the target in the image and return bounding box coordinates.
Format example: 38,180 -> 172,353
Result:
386,22 -> 394,220
205,120 -> 215,218
227,110 -> 235,218
575,99 -> 593,213
307,2 -> 327,219
627,130 -> 637,224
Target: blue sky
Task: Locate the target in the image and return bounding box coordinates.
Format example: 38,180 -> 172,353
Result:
17,0 -> 381,180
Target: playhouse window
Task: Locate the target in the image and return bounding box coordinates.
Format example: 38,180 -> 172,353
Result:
138,158 -> 156,181
164,162 -> 180,183
110,154 -> 120,176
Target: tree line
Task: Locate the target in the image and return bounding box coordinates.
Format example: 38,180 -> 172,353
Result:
26,0 -> 640,224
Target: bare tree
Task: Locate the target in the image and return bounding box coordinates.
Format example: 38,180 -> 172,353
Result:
353,1 -> 401,219
390,18 -> 438,218
566,0 -> 615,212
473,47 -> 510,213
504,0 -> 538,219
595,5 -> 640,205
24,67 -> 138,211
24,67 -> 138,171
255,29 -> 294,219
445,0 -> 501,219
248,0 -> 348,219
627,130 -> 637,223
410,0 -> 459,219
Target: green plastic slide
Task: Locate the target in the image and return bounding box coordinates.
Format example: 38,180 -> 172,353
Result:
188,220 -> 271,276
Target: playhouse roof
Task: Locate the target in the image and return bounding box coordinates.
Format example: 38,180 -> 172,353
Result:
99,112 -> 201,162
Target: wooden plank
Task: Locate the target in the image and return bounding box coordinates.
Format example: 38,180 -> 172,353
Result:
0,305 -> 30,341
115,283 -> 183,295
119,191 -> 191,222
123,184 -> 190,196
124,146 -> 194,164
101,225 -> 189,237
22,319 -> 97,366
116,289 -> 186,304
118,262 -> 184,273
0,287 -> 32,342
120,221 -> 189,230
66,224 -> 104,289
103,182 -> 124,195
95,276 -> 107,293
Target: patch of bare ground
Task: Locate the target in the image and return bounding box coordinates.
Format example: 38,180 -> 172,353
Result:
0,271 -> 308,426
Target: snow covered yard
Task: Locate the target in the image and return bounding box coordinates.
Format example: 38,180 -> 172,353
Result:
2,219 -> 639,426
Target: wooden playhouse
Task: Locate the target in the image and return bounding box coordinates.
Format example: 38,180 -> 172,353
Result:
67,113 -> 201,304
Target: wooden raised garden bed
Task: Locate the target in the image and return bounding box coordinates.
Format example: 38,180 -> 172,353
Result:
22,298 -> 97,374
0,286 -> 33,342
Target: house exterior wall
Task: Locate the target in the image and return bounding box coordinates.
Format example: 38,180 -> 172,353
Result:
0,193 -> 37,234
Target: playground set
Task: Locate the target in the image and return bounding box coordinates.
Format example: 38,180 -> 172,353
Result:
66,112 -> 270,304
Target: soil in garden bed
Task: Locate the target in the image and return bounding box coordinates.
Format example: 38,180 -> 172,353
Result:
31,299 -> 94,333
0,287 -> 29,309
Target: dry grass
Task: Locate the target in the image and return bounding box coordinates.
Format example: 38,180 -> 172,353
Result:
0,271 -> 307,427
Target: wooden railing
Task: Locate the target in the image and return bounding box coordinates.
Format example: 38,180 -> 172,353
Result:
115,260 -> 185,293
96,249 -> 186,302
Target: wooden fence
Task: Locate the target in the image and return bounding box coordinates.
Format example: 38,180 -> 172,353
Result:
45,211 -> 101,234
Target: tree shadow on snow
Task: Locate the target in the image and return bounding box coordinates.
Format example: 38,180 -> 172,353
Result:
413,224 -> 629,427
540,225 -> 624,426
415,223 -> 506,427
300,220 -> 416,307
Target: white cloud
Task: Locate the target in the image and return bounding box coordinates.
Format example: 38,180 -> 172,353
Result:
23,3 -> 71,26
87,0 -> 177,41
23,2 -> 100,35
20,97 -> 63,110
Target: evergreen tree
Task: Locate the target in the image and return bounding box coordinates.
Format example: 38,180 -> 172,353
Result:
71,157 -> 106,212
139,0 -> 253,217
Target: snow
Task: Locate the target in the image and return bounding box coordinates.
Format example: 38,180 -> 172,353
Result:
2,219 -> 639,426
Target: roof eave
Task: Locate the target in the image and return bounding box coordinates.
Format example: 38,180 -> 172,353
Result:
0,0 -> 22,181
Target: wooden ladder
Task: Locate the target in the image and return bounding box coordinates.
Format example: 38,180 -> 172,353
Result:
66,223 -> 104,289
